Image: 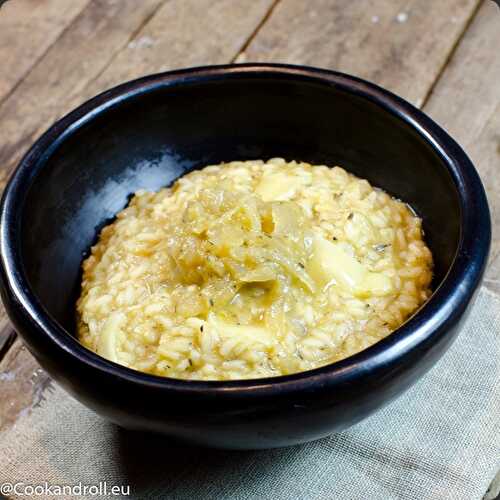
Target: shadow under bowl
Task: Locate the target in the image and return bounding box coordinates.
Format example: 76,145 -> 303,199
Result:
0,64 -> 491,449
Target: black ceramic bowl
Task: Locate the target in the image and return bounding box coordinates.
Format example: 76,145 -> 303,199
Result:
0,64 -> 490,449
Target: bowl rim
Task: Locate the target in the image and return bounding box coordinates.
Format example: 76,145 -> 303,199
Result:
0,63 -> 491,396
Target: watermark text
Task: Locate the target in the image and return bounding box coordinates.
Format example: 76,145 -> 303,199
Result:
0,481 -> 130,497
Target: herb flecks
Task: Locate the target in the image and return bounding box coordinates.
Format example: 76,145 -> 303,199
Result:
373,243 -> 390,253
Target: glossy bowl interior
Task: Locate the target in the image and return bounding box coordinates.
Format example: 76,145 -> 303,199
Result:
0,64 -> 490,449
22,71 -> 461,328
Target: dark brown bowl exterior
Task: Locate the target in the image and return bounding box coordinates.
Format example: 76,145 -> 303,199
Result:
0,64 -> 490,449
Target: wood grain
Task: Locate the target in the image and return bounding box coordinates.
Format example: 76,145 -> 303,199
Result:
0,0 -> 91,104
0,338 -> 52,434
85,0 -> 279,94
242,0 -> 481,107
0,311 -> 15,360
0,0 -> 168,189
0,0 -> 277,191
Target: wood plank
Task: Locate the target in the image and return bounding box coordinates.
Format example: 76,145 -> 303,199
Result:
422,1 -> 500,287
0,0 -> 277,190
85,0 -> 279,94
0,338 -> 52,434
0,310 -> 15,360
242,0 -> 481,107
0,0 -> 91,104
0,0 -> 168,189
0,0 -> 480,188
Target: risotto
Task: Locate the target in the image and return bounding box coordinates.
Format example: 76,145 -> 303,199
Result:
77,158 -> 433,380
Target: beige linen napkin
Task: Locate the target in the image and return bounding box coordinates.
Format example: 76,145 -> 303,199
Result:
0,287 -> 499,500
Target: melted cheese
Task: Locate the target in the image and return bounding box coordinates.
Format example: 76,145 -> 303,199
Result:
206,314 -> 273,346
307,235 -> 393,298
256,172 -> 302,201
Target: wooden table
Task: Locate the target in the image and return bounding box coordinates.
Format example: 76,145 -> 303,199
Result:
0,1 -> 498,497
